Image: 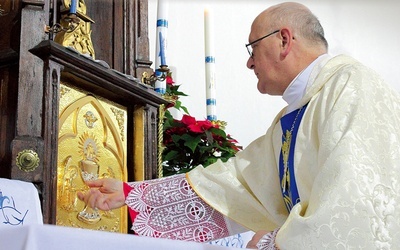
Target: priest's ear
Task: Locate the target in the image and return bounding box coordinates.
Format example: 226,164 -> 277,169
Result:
279,28 -> 294,57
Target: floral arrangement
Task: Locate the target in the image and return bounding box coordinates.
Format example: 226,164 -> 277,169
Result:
161,73 -> 242,176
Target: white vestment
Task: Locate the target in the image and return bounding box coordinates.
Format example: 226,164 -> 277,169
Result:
187,55 -> 400,249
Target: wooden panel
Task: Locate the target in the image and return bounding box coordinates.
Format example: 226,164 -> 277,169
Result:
133,0 -> 154,81
144,105 -> 159,180
30,40 -> 166,107
83,0 -> 152,78
11,1 -> 50,182
0,0 -> 21,53
0,1 -> 22,175
0,66 -> 18,177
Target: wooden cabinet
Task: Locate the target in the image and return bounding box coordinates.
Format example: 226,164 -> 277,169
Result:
0,0 -> 166,229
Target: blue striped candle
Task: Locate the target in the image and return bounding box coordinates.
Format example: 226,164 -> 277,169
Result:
70,0 -> 77,14
154,0 -> 169,94
204,8 -> 217,120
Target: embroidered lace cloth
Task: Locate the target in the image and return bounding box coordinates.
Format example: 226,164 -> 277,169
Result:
256,228 -> 280,250
125,174 -> 230,242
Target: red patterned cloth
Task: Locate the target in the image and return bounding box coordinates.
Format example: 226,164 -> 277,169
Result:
124,174 -> 230,242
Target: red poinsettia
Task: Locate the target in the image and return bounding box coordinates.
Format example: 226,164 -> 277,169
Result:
162,113 -> 241,176
166,74 -> 175,86
161,73 -> 242,176
181,115 -> 215,133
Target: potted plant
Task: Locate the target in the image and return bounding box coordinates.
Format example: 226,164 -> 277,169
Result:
161,72 -> 242,176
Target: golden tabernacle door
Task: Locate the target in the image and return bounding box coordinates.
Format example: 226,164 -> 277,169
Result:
56,83 -> 128,232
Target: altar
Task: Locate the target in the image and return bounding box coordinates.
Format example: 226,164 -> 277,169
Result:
0,224 -> 244,250
0,0 -> 252,246
0,0 -> 166,231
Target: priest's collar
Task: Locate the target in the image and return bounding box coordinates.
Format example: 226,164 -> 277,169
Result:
282,54 -> 331,114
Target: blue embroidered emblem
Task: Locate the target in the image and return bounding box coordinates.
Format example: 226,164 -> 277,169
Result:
0,190 -> 28,226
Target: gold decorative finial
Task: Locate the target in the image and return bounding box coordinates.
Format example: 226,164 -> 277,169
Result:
47,0 -> 96,58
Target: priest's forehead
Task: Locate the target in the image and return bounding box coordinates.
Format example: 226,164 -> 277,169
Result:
249,2 -> 312,37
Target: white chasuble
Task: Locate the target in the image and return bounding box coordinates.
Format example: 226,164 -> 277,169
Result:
187,55 -> 400,249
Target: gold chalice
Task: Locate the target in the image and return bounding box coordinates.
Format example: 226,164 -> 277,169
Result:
77,159 -> 101,224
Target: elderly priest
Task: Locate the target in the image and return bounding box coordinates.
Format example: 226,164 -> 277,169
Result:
78,2 -> 400,249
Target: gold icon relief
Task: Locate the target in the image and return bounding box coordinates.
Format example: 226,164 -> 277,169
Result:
55,0 -> 96,58
56,82 -> 127,233
111,107 -> 125,141
83,111 -> 98,128
60,86 -> 71,98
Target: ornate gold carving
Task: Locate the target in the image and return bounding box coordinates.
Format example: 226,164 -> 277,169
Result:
83,111 -> 98,128
0,4 -> 5,16
77,151 -> 101,224
55,0 -> 96,58
0,1 -> 13,17
158,105 -> 166,178
59,155 -> 79,211
16,149 -> 40,172
57,82 -> 127,233
111,107 -> 125,141
60,86 -> 71,98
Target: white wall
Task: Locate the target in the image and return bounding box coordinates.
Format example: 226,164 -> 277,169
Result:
148,0 -> 400,148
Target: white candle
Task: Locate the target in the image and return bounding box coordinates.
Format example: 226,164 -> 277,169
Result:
155,0 -> 169,94
204,8 -> 217,120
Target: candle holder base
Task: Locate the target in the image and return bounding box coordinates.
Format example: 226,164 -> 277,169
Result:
142,65 -> 170,86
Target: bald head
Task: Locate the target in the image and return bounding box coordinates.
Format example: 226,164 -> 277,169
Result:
253,2 -> 328,51
246,2 -> 328,95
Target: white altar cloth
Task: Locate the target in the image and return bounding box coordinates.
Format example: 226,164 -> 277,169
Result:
0,178 -> 43,227
0,224 -> 246,250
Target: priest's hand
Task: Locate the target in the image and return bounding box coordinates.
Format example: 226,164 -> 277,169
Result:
77,178 -> 126,211
246,229 -> 280,249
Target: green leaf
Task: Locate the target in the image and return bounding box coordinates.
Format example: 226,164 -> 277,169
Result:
180,106 -> 190,115
183,134 -> 202,152
163,150 -> 180,161
210,127 -> 227,138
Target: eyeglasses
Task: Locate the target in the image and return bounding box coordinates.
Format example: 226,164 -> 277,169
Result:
245,30 -> 280,57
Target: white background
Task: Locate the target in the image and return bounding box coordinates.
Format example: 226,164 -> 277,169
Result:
148,0 -> 400,148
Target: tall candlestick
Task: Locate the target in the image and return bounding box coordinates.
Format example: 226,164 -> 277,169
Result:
155,0 -> 169,94
204,8 -> 217,121
70,0 -> 77,14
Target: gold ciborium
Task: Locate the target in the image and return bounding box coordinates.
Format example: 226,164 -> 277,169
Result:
77,159 -> 101,224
